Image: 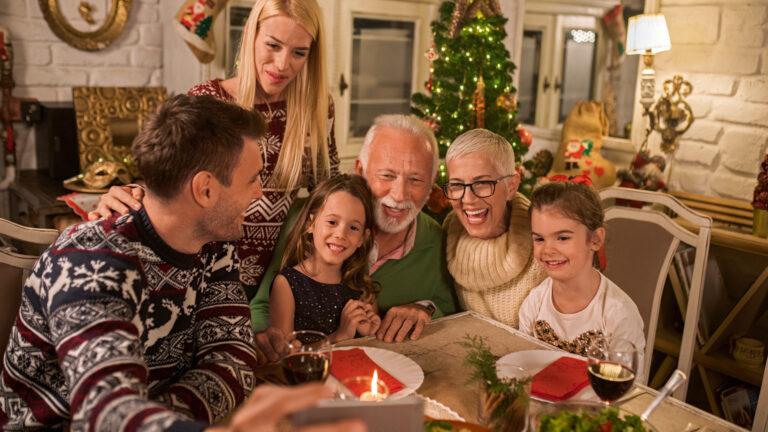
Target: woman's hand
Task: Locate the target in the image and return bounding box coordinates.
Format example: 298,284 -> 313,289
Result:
87,185 -> 145,221
331,300 -> 367,343
355,303 -> 381,337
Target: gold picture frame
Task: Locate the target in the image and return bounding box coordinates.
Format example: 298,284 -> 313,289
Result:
72,86 -> 167,171
39,0 -> 132,51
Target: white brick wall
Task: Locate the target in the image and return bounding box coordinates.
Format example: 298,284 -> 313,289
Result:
658,0 -> 768,201
0,0 -> 163,175
0,0 -> 163,102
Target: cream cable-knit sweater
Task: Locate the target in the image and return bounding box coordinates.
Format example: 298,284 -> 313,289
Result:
445,193 -> 547,328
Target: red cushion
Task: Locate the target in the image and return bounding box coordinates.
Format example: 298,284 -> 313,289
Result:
531,356 -> 589,401
330,348 -> 405,396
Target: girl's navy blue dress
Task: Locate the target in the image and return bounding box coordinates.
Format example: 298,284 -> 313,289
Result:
280,267 -> 360,335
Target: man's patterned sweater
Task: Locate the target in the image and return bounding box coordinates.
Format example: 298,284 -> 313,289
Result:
0,208 -> 258,431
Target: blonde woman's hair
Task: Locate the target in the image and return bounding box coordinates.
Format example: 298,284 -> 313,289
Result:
235,0 -> 330,191
358,114 -> 439,180
446,128 -> 516,176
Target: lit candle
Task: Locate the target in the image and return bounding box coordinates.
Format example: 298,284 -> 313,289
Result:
359,370 -> 385,401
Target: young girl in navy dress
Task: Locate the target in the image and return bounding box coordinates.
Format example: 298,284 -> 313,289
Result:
518,180 -> 646,370
270,174 -> 381,343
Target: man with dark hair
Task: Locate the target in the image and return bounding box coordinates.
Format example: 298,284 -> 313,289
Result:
0,95 -> 361,432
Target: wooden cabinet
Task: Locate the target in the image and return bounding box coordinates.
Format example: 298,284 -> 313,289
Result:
650,192 -> 767,429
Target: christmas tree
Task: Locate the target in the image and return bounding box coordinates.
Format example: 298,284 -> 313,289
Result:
412,0 -> 537,195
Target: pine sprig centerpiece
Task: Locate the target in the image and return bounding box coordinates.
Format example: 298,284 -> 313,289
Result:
459,335 -> 529,431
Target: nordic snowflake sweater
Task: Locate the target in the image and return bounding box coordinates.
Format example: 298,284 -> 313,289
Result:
444,193 -> 547,328
0,209 -> 258,431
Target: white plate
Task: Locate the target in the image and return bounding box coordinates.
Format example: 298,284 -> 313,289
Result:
417,394 -> 465,421
330,346 -> 424,399
496,349 -> 599,403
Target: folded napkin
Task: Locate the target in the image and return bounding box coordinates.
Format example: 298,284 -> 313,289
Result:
531,356 -> 589,401
330,348 -> 404,396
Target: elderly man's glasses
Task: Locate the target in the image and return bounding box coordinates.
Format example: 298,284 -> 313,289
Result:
442,175 -> 514,200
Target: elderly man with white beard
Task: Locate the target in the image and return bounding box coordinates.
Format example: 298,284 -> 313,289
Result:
251,115 -> 457,357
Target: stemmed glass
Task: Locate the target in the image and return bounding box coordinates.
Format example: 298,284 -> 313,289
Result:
586,336 -> 638,405
280,330 -> 332,385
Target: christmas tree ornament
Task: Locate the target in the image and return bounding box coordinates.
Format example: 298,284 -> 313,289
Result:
423,115 -> 440,132
472,76 -> 486,128
517,126 -> 533,148
448,0 -> 467,38
496,92 -> 516,112
174,0 -> 228,64
465,0 -> 502,20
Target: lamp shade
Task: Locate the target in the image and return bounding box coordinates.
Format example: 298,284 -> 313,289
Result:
626,14 -> 671,54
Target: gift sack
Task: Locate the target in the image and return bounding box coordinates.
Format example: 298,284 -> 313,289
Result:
174,0 -> 228,64
547,101 -> 617,189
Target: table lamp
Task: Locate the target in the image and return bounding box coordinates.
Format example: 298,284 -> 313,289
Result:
626,14 -> 671,115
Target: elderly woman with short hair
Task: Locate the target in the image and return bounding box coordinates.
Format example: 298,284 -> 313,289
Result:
443,129 -> 546,327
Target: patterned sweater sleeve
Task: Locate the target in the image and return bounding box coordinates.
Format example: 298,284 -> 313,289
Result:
159,242 -> 259,424
42,248 -> 207,432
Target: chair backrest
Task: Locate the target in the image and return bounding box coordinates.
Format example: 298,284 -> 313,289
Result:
599,187 -> 711,400
0,219 -> 59,358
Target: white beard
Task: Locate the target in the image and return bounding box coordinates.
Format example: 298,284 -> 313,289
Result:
374,195 -> 421,234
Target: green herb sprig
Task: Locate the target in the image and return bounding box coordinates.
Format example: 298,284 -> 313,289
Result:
459,335 -> 530,431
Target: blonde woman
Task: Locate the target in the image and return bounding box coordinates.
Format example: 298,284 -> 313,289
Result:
89,0 -> 338,299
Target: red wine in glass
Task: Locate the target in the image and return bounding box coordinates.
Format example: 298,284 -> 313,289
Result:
281,352 -> 330,385
282,330 -> 332,385
587,361 -> 636,402
587,336 -> 638,404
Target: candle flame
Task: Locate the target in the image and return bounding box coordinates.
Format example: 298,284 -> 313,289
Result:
371,370 -> 378,396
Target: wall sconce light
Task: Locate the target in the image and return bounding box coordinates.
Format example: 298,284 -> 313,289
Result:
627,14 -> 694,155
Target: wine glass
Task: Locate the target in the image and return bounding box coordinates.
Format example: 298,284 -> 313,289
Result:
586,336 -> 638,405
280,330 -> 332,385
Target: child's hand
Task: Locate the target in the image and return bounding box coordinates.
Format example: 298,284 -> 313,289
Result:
356,303 -> 381,336
331,299 -> 367,343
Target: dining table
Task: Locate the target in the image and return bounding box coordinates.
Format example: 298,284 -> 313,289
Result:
332,311 -> 746,432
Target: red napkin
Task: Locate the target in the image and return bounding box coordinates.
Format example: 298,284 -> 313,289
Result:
330,348 -> 404,396
531,356 -> 589,401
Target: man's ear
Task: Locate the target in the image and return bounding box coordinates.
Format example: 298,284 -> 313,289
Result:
505,172 -> 521,200
190,171 -> 220,208
354,159 -> 364,176
360,228 -> 371,247
591,226 -> 606,251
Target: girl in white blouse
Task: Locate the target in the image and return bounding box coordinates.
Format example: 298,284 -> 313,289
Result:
518,180 -> 646,372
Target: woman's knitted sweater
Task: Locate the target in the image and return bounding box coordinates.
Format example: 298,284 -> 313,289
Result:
444,193 -> 547,327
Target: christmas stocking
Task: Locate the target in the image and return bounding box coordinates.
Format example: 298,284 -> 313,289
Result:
547,101 -> 617,189
174,0 -> 228,64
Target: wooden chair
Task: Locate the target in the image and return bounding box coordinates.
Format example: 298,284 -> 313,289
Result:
0,218 -> 59,357
599,187 -> 712,400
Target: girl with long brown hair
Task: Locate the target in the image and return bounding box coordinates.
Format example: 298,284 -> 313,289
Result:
269,174 -> 381,342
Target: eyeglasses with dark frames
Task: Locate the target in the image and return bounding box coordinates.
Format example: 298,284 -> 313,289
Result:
442,175 -> 515,200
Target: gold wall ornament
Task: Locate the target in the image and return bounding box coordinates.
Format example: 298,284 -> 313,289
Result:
38,0 -> 131,51
649,75 -> 694,154
72,87 -> 166,174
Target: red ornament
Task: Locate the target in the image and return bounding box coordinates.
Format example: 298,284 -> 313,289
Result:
427,184 -> 450,214
517,126 -> 533,148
